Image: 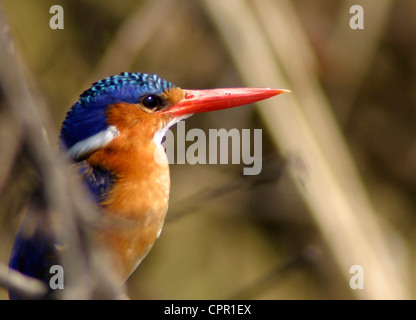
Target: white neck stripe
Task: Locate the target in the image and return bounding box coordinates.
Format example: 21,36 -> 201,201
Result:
68,125 -> 120,160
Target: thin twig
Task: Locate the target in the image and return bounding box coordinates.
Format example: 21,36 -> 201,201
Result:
0,263 -> 47,300
167,155 -> 285,222
229,245 -> 321,300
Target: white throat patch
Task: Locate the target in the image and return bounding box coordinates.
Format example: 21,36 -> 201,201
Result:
153,114 -> 192,146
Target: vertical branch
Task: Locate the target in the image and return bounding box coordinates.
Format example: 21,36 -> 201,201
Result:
0,6 -> 125,299
0,108 -> 23,195
202,0 -> 408,299
324,0 -> 395,122
90,0 -> 177,81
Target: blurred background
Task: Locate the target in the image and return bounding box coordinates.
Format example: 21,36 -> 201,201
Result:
0,0 -> 415,299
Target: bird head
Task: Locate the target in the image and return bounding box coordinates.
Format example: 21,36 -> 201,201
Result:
60,72 -> 287,161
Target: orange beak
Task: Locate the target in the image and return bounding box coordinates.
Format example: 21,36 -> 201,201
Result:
163,88 -> 289,116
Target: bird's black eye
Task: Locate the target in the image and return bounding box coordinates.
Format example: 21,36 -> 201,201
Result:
140,94 -> 163,111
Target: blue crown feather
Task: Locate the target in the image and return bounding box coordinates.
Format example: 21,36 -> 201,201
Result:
60,72 -> 174,152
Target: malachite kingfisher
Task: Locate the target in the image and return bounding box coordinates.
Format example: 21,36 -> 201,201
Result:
8,72 -> 288,299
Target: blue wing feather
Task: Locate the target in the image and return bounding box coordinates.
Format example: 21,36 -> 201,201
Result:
8,209 -> 58,300
77,161 -> 116,203
8,163 -> 115,299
